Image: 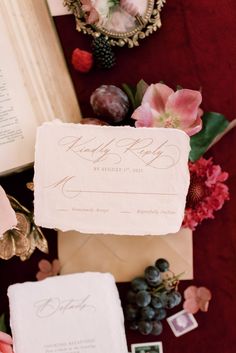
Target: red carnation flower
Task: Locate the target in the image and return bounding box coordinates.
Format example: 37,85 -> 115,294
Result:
183,157 -> 229,230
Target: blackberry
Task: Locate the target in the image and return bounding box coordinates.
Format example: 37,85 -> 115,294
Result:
91,35 -> 116,69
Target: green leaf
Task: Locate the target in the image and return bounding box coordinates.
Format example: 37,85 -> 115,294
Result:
134,79 -> 149,108
122,83 -> 136,110
0,313 -> 7,332
189,112 -> 229,162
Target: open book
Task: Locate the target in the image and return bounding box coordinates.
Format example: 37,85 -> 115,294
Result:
8,272 -> 128,353
0,0 -> 81,175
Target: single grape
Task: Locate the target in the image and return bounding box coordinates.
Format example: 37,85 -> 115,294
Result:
155,258 -> 170,272
172,291 -> 182,306
154,308 -> 167,321
138,320 -> 153,335
151,294 -> 164,309
158,291 -> 169,307
151,320 -> 163,335
135,290 -> 151,307
140,306 -> 155,320
165,291 -> 182,309
131,277 -> 148,292
145,266 -> 160,282
125,304 -> 138,320
126,290 -> 136,304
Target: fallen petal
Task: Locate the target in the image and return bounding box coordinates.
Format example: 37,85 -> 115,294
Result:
199,299 -> 210,312
197,287 -> 212,301
184,285 -> 198,299
36,271 -> 53,281
38,259 -> 52,273
183,298 -> 200,314
52,259 -> 61,275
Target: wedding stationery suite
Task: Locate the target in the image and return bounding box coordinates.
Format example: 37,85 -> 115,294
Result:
8,272 -> 128,353
34,122 -> 190,235
58,228 -> 193,281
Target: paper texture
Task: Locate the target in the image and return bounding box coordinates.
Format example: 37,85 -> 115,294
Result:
0,186 -> 17,234
34,122 -> 190,235
8,272 -> 128,353
58,228 -> 193,281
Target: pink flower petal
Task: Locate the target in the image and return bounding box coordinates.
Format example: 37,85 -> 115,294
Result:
183,298 -> 200,314
166,88 -> 202,130
36,271 -> 53,281
0,332 -> 13,345
197,287 -> 212,301
142,83 -> 174,114
38,259 -> 52,273
199,299 -> 210,312
132,104 -> 154,127
52,259 -> 61,275
184,285 -> 198,299
0,342 -> 13,353
0,186 -> 17,236
184,113 -> 203,136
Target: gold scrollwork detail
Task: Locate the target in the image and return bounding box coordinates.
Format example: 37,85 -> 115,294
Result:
64,0 -> 166,48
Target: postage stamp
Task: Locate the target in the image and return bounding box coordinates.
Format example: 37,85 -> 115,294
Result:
131,341 -> 163,353
167,309 -> 198,337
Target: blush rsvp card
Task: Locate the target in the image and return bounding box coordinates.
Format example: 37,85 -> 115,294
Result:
34,122 -> 190,235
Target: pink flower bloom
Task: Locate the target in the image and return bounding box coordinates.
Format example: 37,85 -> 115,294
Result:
0,186 -> 17,236
36,259 -> 61,281
183,157 -> 229,230
0,331 -> 13,353
131,83 -> 203,136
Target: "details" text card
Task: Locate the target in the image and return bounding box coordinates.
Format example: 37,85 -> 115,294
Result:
34,122 -> 190,235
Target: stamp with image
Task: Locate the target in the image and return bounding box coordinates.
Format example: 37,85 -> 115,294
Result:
131,341 -> 163,353
167,309 -> 198,337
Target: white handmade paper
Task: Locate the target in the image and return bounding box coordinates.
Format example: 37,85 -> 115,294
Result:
8,272 -> 128,353
34,122 -> 190,235
0,185 -> 17,234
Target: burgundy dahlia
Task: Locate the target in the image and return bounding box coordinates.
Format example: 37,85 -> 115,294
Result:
183,157 -> 229,230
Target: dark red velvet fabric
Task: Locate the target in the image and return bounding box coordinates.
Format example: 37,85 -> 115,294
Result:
1,1 -> 236,352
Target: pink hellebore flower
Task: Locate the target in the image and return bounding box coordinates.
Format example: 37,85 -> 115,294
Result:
0,331 -> 14,353
132,83 -> 203,136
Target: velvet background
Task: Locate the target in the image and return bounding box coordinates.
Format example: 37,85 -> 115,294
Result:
1,1 -> 236,352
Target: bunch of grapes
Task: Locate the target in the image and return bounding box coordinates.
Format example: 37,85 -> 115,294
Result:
124,258 -> 182,336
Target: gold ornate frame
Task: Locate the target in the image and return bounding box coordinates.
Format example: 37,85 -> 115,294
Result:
64,0 -> 166,48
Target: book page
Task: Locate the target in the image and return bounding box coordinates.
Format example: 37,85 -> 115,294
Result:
0,0 -> 81,175
0,14 -> 38,174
